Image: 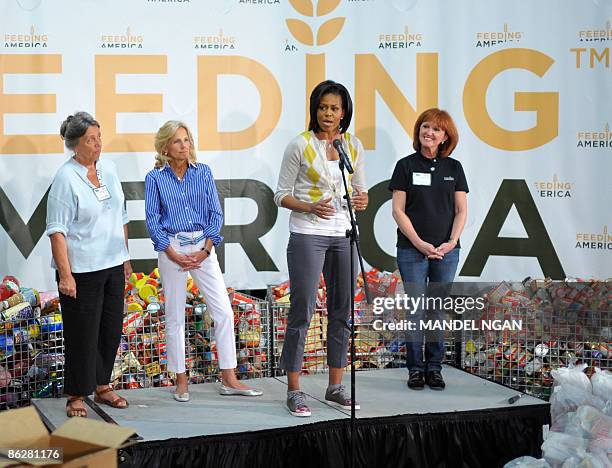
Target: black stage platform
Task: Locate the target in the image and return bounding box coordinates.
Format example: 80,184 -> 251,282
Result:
33,366 -> 550,468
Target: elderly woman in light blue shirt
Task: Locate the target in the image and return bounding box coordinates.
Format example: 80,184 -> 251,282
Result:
46,111 -> 132,418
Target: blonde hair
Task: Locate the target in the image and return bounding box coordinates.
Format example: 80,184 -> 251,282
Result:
154,120 -> 197,168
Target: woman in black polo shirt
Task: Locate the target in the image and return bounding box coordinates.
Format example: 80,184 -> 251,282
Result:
389,108 -> 468,391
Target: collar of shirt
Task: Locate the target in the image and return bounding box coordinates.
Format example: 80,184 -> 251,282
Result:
417,151 -> 440,164
157,161 -> 198,173
69,156 -> 99,174
69,156 -> 106,187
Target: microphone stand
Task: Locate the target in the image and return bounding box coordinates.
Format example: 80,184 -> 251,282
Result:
338,156 -> 371,468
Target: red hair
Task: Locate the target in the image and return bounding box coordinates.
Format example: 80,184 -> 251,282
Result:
412,108 -> 459,157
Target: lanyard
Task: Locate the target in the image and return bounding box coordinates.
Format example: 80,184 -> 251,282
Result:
72,161 -> 111,202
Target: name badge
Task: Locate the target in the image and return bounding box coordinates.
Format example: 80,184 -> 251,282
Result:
412,172 -> 431,186
93,185 -> 111,201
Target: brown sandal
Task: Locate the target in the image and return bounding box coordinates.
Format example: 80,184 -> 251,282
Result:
66,396 -> 87,418
94,386 -> 129,409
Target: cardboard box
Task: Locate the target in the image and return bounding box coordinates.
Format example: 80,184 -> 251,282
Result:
0,406 -> 135,468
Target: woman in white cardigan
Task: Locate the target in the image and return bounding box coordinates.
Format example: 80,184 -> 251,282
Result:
274,80 -> 368,417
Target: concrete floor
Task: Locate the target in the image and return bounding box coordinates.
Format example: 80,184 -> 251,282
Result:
33,366 -> 546,442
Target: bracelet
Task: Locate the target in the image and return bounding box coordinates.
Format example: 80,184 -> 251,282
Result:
448,238 -> 458,245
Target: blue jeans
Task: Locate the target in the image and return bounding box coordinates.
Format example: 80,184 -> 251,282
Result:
396,247 -> 460,372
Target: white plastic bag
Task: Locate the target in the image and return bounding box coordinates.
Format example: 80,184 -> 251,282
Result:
552,364 -> 592,393
585,449 -> 612,468
542,431 -> 589,466
573,453 -> 607,468
551,386 -> 605,424
577,405 -> 612,439
591,368 -> 612,404
503,456 -> 551,468
561,457 -> 582,468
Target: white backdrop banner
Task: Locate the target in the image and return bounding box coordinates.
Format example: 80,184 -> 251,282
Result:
0,0 -> 611,291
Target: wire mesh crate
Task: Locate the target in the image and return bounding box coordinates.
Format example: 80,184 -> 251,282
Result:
0,291 -> 64,409
112,289 -> 271,390
461,281 -> 611,400
268,284 -> 459,376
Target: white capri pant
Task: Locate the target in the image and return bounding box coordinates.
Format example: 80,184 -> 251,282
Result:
158,231 -> 237,373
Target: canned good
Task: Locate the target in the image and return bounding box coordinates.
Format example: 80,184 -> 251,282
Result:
516,350 -> 532,367
524,357 -> 543,376
126,301 -> 144,313
0,277 -> 20,300
534,343 -> 549,358
19,288 -> 39,307
464,353 -> 477,367
26,365 -> 48,381
0,334 -> 15,353
191,303 -> 207,317
31,379 -> 62,398
34,352 -> 65,369
146,302 -> 162,313
1,302 -> 35,322
561,351 -> 577,366
144,361 -> 161,377
485,345 -> 503,359
138,284 -> 158,304
0,365 -> 12,388
38,291 -> 60,311
9,352 -> 32,379
39,314 -> 63,333
12,324 -> 40,344
504,344 -> 519,360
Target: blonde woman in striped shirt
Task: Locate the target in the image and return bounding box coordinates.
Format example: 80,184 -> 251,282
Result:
145,120 -> 262,402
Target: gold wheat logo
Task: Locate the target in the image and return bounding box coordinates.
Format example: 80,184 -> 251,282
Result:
286,0 -> 345,46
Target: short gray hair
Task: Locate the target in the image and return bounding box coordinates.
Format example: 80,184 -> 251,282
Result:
60,112 -> 99,151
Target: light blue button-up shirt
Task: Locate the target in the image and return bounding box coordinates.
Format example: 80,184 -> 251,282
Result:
46,157 -> 129,273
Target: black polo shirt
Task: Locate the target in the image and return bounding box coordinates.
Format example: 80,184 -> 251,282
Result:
388,152 -> 469,249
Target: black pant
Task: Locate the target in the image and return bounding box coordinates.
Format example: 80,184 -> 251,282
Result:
57,264 -> 124,396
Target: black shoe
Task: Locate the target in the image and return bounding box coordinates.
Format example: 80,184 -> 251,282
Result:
407,371 -> 425,390
426,371 -> 446,390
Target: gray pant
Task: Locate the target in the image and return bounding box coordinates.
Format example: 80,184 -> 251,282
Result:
279,232 -> 357,372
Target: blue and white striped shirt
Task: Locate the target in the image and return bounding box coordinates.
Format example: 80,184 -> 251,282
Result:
145,162 -> 224,252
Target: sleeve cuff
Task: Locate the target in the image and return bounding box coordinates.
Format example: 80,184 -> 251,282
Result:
210,234 -> 223,246
154,237 -> 170,252
46,224 -> 67,237
274,191 -> 289,207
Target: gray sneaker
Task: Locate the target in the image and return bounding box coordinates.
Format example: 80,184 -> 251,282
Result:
325,385 -> 360,410
287,391 -> 311,417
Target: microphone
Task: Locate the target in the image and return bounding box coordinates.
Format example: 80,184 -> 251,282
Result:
332,139 -> 354,174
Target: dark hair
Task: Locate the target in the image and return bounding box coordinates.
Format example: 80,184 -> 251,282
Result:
412,108 -> 459,157
60,111 -> 99,151
307,80 -> 353,133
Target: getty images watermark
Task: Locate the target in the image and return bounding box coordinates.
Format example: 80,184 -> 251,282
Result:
370,293 -> 523,331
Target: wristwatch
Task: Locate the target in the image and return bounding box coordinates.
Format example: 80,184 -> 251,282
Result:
202,247 -> 211,255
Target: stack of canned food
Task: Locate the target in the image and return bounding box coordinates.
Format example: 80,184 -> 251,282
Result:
463,278 -> 611,399
268,268 -> 458,374
0,276 -> 64,409
110,270 -> 270,390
